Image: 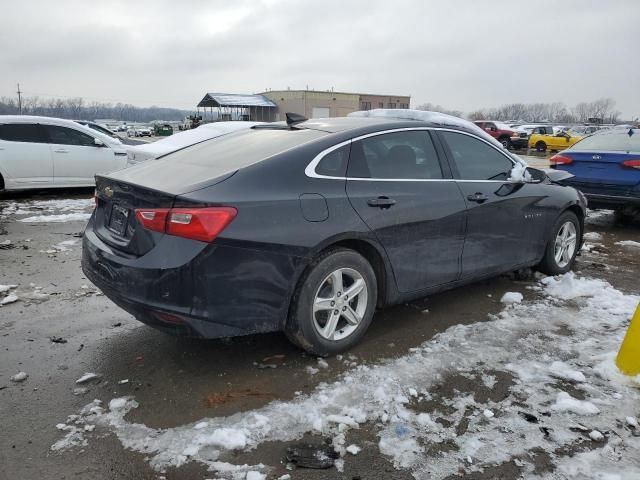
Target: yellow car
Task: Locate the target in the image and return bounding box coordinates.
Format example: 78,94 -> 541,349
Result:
528,130 -> 583,152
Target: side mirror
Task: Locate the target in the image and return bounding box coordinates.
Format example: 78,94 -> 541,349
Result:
525,167 -> 546,184
94,138 -> 105,147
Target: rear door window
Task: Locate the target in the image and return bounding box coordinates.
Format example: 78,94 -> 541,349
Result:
44,125 -> 96,146
0,123 -> 46,143
348,130 -> 443,179
440,131 -> 514,181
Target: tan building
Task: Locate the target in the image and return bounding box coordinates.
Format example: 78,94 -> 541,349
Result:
261,89 -> 410,120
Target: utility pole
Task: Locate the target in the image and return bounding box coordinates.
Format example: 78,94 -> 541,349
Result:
16,83 -> 22,115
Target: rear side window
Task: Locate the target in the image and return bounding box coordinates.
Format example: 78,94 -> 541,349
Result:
348,131 -> 442,179
44,125 -> 96,147
440,131 -> 513,181
0,123 -> 45,143
571,131 -> 640,152
316,144 -> 350,177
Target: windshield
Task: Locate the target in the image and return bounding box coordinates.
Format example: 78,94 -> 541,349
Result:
570,130 -> 640,152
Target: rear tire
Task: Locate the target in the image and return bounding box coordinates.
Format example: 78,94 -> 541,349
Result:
499,137 -> 512,149
286,248 -> 377,356
538,211 -> 581,275
535,141 -> 547,152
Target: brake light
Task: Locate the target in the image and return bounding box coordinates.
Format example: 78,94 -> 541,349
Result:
622,159 -> 640,169
135,208 -> 169,233
549,154 -> 573,165
134,207 -> 236,242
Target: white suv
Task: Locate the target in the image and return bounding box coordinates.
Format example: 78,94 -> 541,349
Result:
0,116 -> 128,191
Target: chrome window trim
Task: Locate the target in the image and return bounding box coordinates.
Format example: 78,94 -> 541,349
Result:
304,127 -> 520,183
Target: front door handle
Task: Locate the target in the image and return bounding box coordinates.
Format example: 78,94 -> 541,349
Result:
467,192 -> 489,203
367,196 -> 396,209
54,148 -> 68,154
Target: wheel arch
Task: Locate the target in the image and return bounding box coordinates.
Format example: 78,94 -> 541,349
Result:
297,234 -> 393,310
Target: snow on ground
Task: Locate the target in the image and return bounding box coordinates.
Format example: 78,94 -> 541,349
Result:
52,273 -> 640,479
0,198 -> 93,223
616,240 -> 640,248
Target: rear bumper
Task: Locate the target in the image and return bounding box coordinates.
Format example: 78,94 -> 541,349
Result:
82,218 -> 305,338
509,137 -> 528,149
584,193 -> 640,209
561,180 -> 640,209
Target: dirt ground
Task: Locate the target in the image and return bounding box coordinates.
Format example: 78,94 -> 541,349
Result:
1,172 -> 638,479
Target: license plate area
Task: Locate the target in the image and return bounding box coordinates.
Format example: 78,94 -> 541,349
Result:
107,204 -> 130,236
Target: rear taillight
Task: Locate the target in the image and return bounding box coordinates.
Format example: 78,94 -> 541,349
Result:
549,154 -> 573,165
135,208 -> 169,233
622,159 -> 640,169
134,207 -> 236,242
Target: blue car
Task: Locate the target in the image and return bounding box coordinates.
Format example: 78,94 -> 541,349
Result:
550,128 -> 640,218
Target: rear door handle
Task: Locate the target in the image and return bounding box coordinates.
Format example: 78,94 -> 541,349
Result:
367,196 -> 396,209
54,148 -> 68,154
467,192 -> 489,203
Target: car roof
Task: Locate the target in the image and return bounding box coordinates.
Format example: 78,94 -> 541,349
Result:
0,115 -> 90,129
0,115 -> 123,147
298,116 -> 409,133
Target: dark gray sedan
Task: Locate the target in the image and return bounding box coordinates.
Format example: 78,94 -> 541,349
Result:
83,112 -> 586,355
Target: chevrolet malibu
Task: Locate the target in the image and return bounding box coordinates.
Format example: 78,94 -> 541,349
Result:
83,111 -> 587,355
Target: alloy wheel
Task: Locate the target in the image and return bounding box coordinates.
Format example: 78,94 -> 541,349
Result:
312,267 -> 368,341
554,221 -> 577,268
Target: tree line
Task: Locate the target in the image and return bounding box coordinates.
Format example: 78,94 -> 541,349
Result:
416,98 -> 622,124
0,96 -> 191,122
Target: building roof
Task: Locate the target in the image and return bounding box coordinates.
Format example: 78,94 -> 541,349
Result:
198,93 -> 277,108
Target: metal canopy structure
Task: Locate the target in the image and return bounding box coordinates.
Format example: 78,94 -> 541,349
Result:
197,93 -> 277,122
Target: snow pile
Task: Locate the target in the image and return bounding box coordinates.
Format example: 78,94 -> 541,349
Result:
2,198 -> 93,223
616,240 -> 640,248
507,162 -> 532,182
52,273 -> 640,479
500,291 -> 523,304
584,232 -> 603,241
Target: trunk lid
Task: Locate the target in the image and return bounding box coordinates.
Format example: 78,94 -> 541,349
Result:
94,176 -> 176,256
562,151 -> 640,187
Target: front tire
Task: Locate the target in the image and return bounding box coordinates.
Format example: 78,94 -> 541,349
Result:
538,211 -> 581,275
535,141 -> 547,152
286,248 -> 377,355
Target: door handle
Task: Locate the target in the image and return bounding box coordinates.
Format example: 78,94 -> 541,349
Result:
54,149 -> 68,153
467,192 -> 489,203
367,196 -> 396,209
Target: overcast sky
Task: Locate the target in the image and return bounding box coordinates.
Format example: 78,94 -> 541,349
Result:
2,0 -> 638,118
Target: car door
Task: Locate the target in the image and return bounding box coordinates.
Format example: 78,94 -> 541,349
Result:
345,129 -> 467,293
43,124 -> 115,185
436,130 -> 543,278
0,123 -> 52,187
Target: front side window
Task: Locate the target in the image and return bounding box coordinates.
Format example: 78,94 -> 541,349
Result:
440,131 -> 513,181
348,131 -> 442,180
44,125 -> 96,147
0,123 -> 45,143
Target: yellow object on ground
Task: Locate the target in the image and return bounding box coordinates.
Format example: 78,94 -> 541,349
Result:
616,303 -> 640,376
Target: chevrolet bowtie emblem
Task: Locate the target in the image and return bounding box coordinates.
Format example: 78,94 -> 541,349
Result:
104,186 -> 114,197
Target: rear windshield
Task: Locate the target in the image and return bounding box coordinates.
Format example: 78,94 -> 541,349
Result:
164,128 -> 327,168
571,130 -> 640,152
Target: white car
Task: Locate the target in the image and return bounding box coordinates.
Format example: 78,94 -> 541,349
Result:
126,121 -> 262,165
0,115 -> 128,191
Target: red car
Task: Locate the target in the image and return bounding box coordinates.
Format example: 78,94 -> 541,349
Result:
474,121 -> 516,149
